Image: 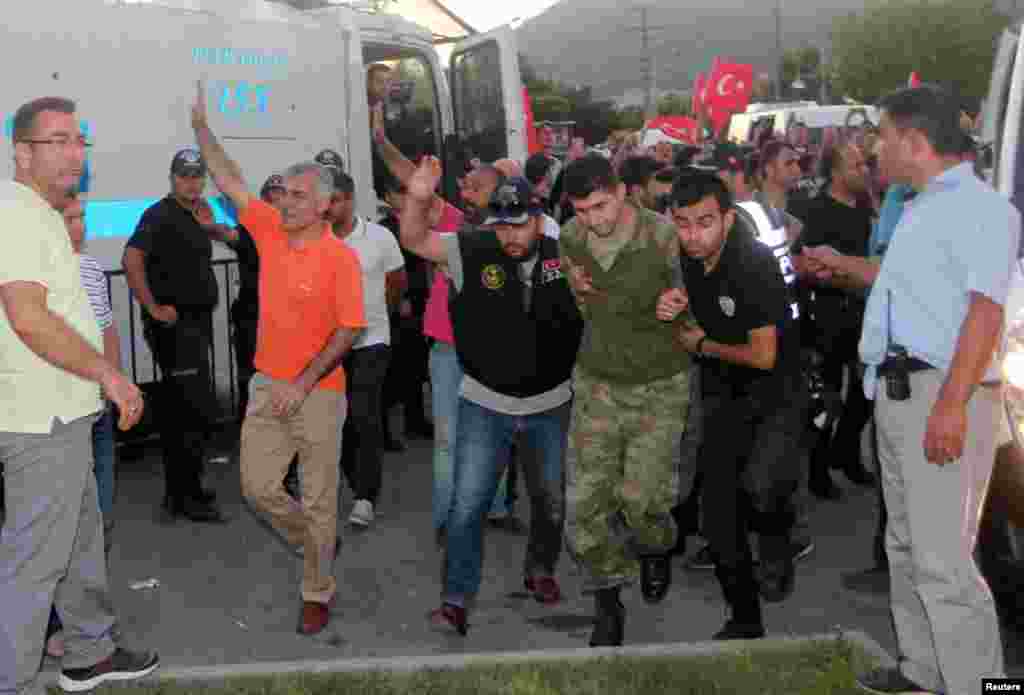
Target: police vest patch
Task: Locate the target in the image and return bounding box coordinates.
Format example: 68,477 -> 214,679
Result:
719,295 -> 736,317
481,264 -> 506,290
541,258 -> 564,283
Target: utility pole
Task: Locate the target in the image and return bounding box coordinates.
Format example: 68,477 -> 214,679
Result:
625,6 -> 670,121
774,0 -> 783,101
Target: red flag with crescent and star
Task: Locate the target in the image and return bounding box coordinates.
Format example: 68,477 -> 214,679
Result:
692,72 -> 706,116
704,61 -> 754,133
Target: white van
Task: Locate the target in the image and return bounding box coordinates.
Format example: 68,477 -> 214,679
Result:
727,102 -> 879,146
0,0 -> 525,416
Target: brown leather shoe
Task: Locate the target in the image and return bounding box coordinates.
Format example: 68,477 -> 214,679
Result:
298,596 -> 334,635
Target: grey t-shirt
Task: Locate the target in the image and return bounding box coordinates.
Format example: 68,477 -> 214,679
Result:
443,232 -> 573,416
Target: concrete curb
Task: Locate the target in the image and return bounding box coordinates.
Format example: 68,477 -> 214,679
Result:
40,630 -> 895,685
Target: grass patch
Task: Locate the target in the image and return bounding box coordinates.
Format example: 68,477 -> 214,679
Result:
60,638 -> 878,695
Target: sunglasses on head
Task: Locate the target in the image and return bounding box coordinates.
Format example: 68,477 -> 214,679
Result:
489,185 -> 528,217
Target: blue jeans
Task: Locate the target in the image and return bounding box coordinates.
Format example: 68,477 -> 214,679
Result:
92,406 -> 116,524
429,343 -> 508,530
443,398 -> 570,605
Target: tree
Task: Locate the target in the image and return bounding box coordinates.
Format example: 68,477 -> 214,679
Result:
657,93 -> 691,117
831,0 -> 1010,104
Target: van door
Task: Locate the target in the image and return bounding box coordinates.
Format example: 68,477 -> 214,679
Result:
983,26 -> 1021,194
446,26 -> 526,196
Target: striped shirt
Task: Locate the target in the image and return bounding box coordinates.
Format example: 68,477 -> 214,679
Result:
78,253 -> 113,330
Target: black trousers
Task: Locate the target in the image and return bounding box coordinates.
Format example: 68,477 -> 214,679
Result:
341,344 -> 392,504
230,305 -> 258,420
699,369 -> 807,570
382,314 -> 430,430
812,316 -> 874,469
144,310 -> 215,504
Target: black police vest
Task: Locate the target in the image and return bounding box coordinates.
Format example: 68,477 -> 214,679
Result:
451,232 -> 583,398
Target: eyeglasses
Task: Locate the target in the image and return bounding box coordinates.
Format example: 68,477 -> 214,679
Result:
19,136 -> 92,150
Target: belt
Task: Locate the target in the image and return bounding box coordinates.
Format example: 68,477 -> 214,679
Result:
876,356 -> 935,377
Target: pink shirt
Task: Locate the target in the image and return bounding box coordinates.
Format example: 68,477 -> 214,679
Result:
423,202 -> 465,344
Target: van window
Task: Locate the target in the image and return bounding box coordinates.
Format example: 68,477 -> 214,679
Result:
450,39 -> 508,164
363,45 -> 441,193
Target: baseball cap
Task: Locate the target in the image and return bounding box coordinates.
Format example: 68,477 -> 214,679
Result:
481,177 -> 543,227
260,174 -> 285,199
705,143 -> 745,173
170,148 -> 206,177
314,149 -> 345,172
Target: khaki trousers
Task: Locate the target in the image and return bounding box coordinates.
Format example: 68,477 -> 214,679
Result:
240,374 -> 345,604
876,369 -> 1004,695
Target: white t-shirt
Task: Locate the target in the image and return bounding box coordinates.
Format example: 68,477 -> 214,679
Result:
342,218 -> 405,348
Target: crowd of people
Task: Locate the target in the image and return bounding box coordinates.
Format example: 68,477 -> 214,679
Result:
0,68 -> 1018,695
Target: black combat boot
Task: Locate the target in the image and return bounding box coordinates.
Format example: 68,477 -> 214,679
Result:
589,587 -> 625,647
712,561 -> 765,640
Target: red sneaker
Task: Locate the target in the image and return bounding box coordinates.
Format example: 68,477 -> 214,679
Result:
525,575 -> 562,604
428,603 -> 468,636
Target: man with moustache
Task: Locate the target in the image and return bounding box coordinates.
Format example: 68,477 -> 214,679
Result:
123,149 -> 224,523
400,161 -> 583,637
0,96 -> 156,695
792,140 -> 877,498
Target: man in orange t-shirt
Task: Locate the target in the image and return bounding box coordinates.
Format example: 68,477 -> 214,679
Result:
190,82 -> 366,637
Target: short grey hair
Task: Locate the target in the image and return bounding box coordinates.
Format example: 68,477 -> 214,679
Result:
282,161 -> 335,199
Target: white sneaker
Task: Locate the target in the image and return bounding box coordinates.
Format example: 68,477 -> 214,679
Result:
349,499 -> 374,527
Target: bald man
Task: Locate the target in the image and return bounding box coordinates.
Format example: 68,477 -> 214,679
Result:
493,159 -> 523,179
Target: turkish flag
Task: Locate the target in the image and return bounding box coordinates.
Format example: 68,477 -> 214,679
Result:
523,88 -> 541,155
908,71 -> 921,88
692,72 -> 706,116
705,62 -> 754,133
646,115 -> 699,144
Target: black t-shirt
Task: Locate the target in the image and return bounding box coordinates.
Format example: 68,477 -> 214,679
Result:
683,219 -> 799,396
126,196 -> 218,310
232,225 -> 259,319
792,192 -> 872,258
791,192 -> 872,328
379,210 -> 430,317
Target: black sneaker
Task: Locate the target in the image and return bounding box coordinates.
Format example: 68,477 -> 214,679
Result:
58,648 -> 159,692
855,666 -> 935,694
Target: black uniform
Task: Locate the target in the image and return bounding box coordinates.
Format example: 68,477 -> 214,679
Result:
378,210 -> 432,441
230,226 -> 259,419
127,196 -> 219,510
682,213 -> 806,634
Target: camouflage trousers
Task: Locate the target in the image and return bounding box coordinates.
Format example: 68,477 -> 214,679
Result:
565,367 -> 691,593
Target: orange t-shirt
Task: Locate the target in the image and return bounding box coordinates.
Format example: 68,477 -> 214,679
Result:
239,199 -> 366,392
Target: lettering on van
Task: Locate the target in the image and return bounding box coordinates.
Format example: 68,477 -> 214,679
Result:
214,81 -> 271,119
192,48 -> 288,68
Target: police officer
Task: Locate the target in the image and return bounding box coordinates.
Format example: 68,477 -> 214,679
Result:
399,163 -> 583,638
659,169 -> 806,641
123,149 -> 224,523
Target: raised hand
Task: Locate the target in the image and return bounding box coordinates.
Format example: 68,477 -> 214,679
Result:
408,156 -> 442,203
191,79 -> 208,130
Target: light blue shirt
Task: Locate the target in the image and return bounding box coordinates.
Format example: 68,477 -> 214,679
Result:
869,183 -> 913,257
860,163 -> 1021,398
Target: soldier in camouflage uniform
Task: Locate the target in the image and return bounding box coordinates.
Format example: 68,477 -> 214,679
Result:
558,154 -> 693,647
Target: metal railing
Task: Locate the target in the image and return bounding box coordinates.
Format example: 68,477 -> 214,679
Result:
104,258 -> 242,444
